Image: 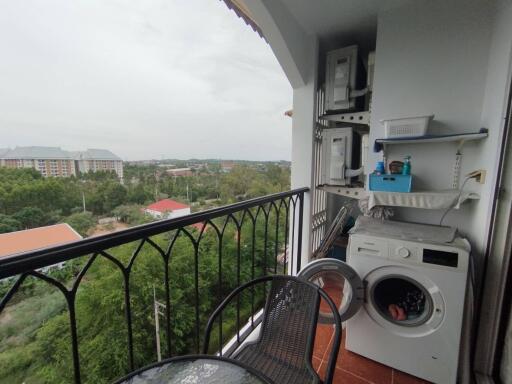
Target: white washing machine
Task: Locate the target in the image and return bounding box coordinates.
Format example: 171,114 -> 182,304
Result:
298,218 -> 470,384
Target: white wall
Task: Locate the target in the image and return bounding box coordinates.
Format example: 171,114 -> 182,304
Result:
369,0 -> 511,260
473,0 -> 512,377
290,48 -> 318,271
169,207 -> 191,219
475,0 -> 512,255
144,207 -> 191,219
144,209 -> 163,219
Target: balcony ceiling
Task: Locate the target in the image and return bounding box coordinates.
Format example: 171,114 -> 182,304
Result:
229,0 -> 415,85
281,0 -> 412,47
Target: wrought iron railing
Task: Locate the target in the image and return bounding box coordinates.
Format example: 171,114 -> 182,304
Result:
0,188 -> 307,383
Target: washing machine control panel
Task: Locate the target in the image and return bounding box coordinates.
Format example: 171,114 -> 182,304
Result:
348,234 -> 469,272
388,241 -> 464,269
390,242 -> 420,263
397,246 -> 410,258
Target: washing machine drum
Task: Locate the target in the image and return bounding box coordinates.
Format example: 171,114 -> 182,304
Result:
298,258 -> 364,324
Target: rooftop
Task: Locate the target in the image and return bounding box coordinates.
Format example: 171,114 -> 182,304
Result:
2,146 -> 72,160
222,0 -> 263,38
79,149 -> 122,161
146,199 -> 190,213
0,223 -> 82,258
0,146 -> 122,161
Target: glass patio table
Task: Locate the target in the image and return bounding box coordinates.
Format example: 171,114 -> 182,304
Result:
114,354 -> 274,384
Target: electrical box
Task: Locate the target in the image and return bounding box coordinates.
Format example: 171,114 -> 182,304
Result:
321,128 -> 363,186
325,45 -> 366,112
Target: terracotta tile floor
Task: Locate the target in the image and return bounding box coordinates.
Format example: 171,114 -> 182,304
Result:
313,323 -> 431,384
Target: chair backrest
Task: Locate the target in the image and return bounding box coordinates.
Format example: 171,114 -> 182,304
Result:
256,277 -> 320,369
204,275 -> 341,384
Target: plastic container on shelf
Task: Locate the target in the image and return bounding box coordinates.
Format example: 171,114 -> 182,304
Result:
380,115 -> 434,139
369,174 -> 412,193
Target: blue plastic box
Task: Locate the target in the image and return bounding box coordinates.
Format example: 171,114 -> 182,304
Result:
369,174 -> 412,193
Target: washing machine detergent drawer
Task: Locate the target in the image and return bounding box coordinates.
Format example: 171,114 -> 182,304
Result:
349,236 -> 389,259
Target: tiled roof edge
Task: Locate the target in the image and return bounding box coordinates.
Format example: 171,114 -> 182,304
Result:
221,0 -> 265,41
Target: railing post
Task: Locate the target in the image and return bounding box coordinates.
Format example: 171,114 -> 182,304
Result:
67,297 -> 81,384
124,273 -> 135,371
296,191 -> 305,275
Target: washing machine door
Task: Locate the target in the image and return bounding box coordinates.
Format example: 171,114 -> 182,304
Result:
298,258 -> 364,324
364,265 -> 445,337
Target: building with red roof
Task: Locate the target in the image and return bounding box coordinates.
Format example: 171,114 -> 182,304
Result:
0,223 -> 82,271
144,199 -> 191,219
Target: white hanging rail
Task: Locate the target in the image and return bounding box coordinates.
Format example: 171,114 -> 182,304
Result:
374,129 -> 488,189
374,130 -> 488,147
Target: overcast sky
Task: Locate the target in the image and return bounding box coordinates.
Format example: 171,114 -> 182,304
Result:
0,0 -> 292,161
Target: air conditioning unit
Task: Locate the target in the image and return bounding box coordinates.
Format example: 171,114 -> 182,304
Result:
321,128 -> 363,186
325,45 -> 366,112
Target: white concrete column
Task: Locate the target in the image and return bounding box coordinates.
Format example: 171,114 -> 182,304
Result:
290,40 -> 318,272
242,0 -> 319,272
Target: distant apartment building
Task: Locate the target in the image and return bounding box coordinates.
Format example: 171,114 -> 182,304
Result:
75,149 -> 124,179
0,148 -> 9,167
0,146 -> 123,179
1,147 -> 76,177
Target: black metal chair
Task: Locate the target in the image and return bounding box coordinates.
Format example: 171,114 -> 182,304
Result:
203,275 -> 342,384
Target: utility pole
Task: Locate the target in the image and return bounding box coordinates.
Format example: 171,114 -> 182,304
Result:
153,287 -> 166,362
82,190 -> 86,213
186,183 -> 190,202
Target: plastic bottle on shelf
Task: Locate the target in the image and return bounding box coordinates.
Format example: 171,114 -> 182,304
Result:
402,156 -> 411,175
375,161 -> 385,175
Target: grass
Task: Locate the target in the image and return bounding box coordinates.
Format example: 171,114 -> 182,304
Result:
0,290 -> 66,352
0,286 -> 67,383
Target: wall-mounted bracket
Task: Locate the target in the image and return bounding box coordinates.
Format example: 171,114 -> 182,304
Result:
320,111 -> 371,125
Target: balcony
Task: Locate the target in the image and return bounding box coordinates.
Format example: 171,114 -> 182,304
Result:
0,189 -> 307,383
0,0 -> 510,382
0,187 -> 434,384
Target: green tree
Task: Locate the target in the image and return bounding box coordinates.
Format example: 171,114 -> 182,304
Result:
79,170 -> 118,182
12,207 -> 48,229
0,214 -> 21,234
102,183 -> 128,212
219,165 -> 258,201
265,164 -> 290,190
62,212 -> 95,237
112,204 -> 151,225
127,184 -> 149,204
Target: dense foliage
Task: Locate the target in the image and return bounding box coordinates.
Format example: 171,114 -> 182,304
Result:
0,163 -> 290,234
0,161 -> 291,383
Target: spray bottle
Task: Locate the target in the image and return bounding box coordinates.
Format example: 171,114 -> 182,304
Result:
375,152 -> 385,175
